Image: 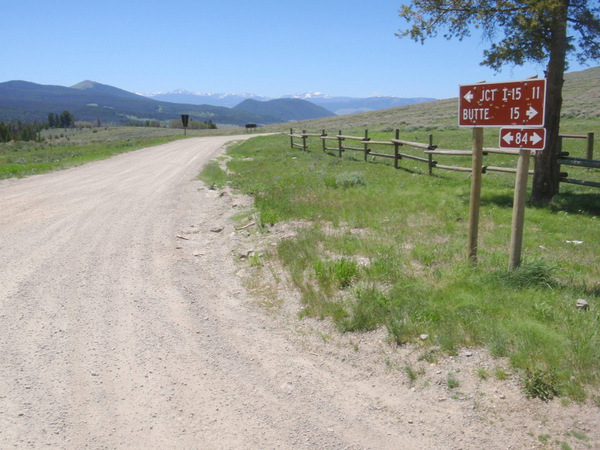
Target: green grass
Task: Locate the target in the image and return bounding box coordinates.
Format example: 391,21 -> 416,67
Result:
200,160 -> 228,190
214,126 -> 600,400
0,126 -> 232,179
447,372 -> 461,390
522,368 -> 561,401
476,367 -> 489,380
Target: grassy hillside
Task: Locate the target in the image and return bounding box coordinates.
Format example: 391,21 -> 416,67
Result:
561,66 -> 600,118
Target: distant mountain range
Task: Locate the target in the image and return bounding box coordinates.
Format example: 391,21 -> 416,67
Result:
0,81 -> 334,126
290,94 -> 437,115
144,90 -> 437,115
144,90 -> 271,108
234,98 -> 335,122
0,79 -> 438,126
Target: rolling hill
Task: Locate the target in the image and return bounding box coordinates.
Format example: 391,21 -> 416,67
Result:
0,80 -> 313,126
233,98 -> 335,122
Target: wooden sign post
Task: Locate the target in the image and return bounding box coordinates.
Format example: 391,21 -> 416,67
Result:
509,149 -> 532,269
181,114 -> 189,136
459,78 -> 546,268
467,127 -> 484,263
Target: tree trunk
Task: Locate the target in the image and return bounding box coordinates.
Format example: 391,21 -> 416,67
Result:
531,0 -> 570,204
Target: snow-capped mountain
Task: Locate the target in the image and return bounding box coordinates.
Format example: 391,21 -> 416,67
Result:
140,90 -> 437,115
142,90 -> 272,108
283,91 -> 333,99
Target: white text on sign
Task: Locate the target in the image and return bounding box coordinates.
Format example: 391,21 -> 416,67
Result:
458,79 -> 546,127
499,128 -> 546,150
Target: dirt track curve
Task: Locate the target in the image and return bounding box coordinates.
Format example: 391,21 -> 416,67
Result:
1,136 -> 598,449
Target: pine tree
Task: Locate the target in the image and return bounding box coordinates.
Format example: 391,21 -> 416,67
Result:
398,0 -> 600,202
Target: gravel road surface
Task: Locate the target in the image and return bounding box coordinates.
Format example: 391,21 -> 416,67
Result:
1,136 -> 598,449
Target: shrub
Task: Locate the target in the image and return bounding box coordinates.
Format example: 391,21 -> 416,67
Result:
332,172 -> 366,189
522,369 -> 561,401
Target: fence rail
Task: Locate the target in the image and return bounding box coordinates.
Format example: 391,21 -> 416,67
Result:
288,128 -> 597,186
289,128 -> 532,176
560,132 -> 594,159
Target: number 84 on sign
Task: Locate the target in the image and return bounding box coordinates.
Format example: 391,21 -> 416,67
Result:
499,127 -> 546,150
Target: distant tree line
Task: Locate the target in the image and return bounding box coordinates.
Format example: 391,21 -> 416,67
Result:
47,110 -> 75,129
0,120 -> 45,143
119,118 -> 218,129
0,111 -> 218,144
124,119 -> 163,127
0,110 -> 76,143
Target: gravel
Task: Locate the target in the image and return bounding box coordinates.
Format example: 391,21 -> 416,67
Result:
1,135 -> 598,449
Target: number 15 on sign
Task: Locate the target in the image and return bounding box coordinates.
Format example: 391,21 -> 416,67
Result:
459,79 -> 546,127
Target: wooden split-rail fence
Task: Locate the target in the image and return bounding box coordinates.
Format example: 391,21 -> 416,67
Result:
289,128 -> 598,187
290,128 -> 536,176
558,132 -> 599,188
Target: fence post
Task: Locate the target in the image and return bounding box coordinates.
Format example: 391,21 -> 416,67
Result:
290,128 -> 294,150
558,135 -> 564,188
394,129 -> 400,169
364,129 -> 369,161
467,127 -> 484,264
428,134 -> 434,175
302,130 -> 307,150
338,129 -> 343,158
587,132 -> 594,160
509,149 -> 532,270
322,129 -> 327,152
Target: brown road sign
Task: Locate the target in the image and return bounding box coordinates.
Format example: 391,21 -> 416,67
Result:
459,79 -> 546,127
499,127 -> 546,150
181,114 -> 190,128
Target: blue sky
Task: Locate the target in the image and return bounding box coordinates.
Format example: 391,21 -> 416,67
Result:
0,0 -> 592,99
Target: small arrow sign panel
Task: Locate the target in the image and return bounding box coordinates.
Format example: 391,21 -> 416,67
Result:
499,128 -> 546,150
459,79 -> 546,127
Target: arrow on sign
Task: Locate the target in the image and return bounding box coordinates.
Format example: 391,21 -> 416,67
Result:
459,79 -> 546,127
526,106 -> 538,120
499,127 -> 546,150
530,131 -> 542,146
502,132 -> 515,145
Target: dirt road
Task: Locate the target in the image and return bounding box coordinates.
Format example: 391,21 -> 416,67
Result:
1,136 -> 598,449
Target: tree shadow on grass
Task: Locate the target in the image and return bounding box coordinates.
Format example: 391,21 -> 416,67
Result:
546,192 -> 600,216
480,191 -> 600,217
482,193 -> 514,208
